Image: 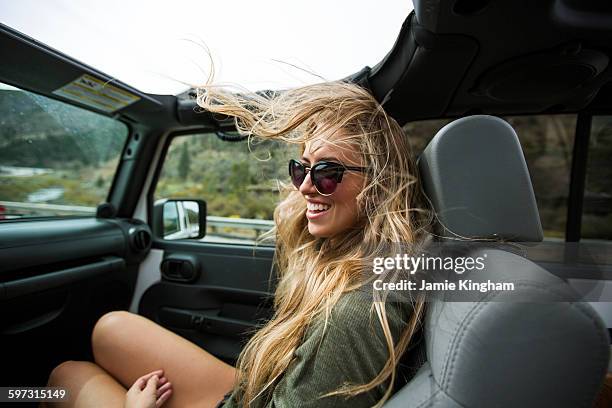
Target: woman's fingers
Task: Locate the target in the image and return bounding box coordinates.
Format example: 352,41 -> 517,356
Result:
140,369 -> 164,381
136,369 -> 164,390
125,370 -> 170,408
156,382 -> 172,397
144,375 -> 159,392
156,388 -> 173,408
133,377 -> 146,390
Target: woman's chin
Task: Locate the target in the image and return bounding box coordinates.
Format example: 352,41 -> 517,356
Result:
308,223 -> 331,238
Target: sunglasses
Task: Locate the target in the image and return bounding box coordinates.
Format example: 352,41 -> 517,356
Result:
288,159 -> 369,196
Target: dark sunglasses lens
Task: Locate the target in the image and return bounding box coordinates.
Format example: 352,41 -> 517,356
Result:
289,160 -> 305,188
312,166 -> 339,195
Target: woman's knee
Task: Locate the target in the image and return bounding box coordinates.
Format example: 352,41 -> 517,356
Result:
48,360 -> 94,386
92,311 -> 138,360
47,360 -> 126,407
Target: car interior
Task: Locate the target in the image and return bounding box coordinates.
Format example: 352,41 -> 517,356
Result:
1,0 -> 611,406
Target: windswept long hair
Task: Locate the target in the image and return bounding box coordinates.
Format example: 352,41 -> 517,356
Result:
196,80 -> 431,408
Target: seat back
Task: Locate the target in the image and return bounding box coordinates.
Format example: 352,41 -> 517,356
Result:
384,115 -> 610,408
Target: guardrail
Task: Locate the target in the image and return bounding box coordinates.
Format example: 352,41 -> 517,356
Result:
0,200 -> 96,215
0,201 -> 275,237
206,215 -> 274,236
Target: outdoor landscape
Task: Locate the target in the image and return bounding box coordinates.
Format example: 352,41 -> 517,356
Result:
0,86 -> 610,240
0,86 -> 127,209
155,133 -> 297,221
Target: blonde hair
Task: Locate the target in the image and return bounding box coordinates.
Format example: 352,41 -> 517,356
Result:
196,80 -> 431,407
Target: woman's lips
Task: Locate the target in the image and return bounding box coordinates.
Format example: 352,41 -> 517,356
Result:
306,209 -> 329,220
305,199 -> 332,221
306,206 -> 331,220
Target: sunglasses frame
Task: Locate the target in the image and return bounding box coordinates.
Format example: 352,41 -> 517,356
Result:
288,159 -> 369,196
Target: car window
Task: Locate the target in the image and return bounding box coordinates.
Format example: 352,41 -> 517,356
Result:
582,116 -> 612,241
404,114 -> 577,240
153,133 -> 297,244
0,82 -> 129,221
155,115 -> 581,245
506,115 -> 576,239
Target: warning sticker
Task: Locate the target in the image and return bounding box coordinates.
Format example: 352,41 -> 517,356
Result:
52,74 -> 141,113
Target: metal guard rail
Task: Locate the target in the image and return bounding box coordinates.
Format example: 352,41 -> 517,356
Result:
0,201 -> 275,232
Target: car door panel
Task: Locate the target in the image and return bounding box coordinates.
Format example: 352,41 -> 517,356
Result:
0,219 -> 125,273
2,256 -> 125,301
139,242 -> 276,364
0,217 -> 151,385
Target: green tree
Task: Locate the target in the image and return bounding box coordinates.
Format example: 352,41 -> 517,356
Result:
178,142 -> 191,180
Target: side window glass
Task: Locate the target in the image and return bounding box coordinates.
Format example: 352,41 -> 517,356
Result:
154,133 -> 297,244
0,82 -> 128,220
404,119 -> 452,157
582,116 -> 612,241
505,115 -> 576,239
404,115 -> 577,240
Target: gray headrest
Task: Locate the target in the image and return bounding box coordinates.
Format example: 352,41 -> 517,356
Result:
418,115 -> 543,242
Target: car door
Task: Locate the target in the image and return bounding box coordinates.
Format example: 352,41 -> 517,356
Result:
131,130 -> 297,366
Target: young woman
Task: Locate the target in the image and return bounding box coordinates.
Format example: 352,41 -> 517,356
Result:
46,80 -> 430,408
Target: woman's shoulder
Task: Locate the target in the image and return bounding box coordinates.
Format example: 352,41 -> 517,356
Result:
305,288 -> 415,349
263,289 -> 422,408
334,288 -> 414,324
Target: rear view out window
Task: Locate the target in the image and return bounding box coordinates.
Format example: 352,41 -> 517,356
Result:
506,115 -> 576,239
0,82 -> 128,220
404,114 -> 576,240
582,116 -> 612,241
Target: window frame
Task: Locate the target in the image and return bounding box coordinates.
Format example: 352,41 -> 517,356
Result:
566,112 -> 592,242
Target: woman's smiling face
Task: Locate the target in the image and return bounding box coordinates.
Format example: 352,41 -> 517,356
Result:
298,129 -> 366,238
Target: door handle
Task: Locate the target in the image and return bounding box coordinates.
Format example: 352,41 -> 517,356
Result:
160,255 -> 200,283
159,307 -> 256,336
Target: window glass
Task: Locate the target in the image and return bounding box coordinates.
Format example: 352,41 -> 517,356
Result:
404,115 -> 577,239
0,82 -> 129,220
403,118 -> 452,157
154,133 -> 297,244
582,116 -> 612,241
506,115 -> 575,239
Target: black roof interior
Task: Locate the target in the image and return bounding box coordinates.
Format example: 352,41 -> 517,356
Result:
2,0 -> 612,128
366,0 -> 612,124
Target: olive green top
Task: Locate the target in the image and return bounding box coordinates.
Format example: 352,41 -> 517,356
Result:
221,289 -> 415,408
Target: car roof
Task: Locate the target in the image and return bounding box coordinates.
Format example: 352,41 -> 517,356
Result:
1,0 -> 612,129
366,0 -> 612,124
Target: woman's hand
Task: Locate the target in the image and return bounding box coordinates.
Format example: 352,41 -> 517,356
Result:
124,369 -> 173,408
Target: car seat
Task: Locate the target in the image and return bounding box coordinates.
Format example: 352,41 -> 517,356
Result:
384,115 -> 610,407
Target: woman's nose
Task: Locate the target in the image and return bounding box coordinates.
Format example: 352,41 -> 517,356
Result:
298,171 -> 317,195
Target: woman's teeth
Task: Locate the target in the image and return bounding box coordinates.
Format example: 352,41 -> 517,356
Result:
307,202 -> 331,212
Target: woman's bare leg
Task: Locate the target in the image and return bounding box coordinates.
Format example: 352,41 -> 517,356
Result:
45,360 -> 126,407
91,311 -> 237,408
